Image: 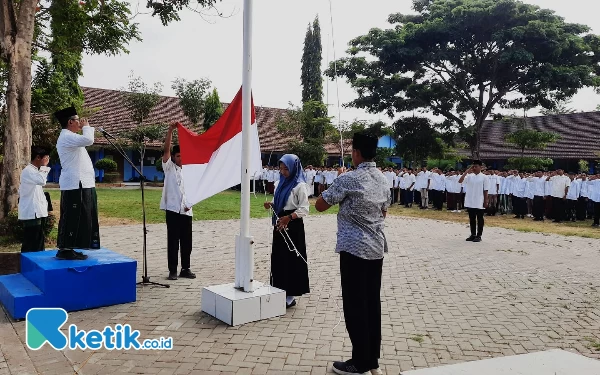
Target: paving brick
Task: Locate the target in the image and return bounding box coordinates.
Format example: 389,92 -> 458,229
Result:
1,215 -> 600,374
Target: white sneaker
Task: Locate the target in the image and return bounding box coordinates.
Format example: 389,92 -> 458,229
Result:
371,368 -> 383,375
451,210 -> 458,213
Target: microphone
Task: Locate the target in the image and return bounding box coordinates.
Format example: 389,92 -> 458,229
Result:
98,127 -> 116,139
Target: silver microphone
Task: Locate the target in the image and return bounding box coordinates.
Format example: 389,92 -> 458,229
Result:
98,127 -> 116,139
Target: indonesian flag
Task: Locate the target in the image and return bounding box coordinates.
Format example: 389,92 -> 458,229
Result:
177,87 -> 262,206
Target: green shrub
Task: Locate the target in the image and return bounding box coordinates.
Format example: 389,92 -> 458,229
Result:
95,158 -> 117,172
0,211 -> 56,243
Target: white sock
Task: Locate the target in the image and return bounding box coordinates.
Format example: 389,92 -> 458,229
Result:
286,296 -> 295,304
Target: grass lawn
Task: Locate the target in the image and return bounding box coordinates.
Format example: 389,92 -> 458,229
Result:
2,188 -> 598,252
386,204 -> 600,240
45,188 -> 339,224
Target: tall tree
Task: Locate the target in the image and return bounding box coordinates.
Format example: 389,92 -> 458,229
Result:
203,87 -> 223,130
540,99 -> 576,115
0,0 -> 221,219
394,117 -> 441,165
0,0 -> 139,219
327,0 -> 600,161
120,74 -> 163,179
503,116 -> 559,170
301,16 -> 323,105
172,77 -> 211,131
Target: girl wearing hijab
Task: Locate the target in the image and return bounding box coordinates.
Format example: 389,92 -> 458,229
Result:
263,154 -> 310,308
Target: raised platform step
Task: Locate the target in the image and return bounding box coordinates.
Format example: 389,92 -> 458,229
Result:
0,248 -> 137,320
0,274 -> 45,319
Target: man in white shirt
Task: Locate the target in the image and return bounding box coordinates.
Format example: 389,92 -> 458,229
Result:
54,106 -> 99,260
547,169 -> 571,223
459,160 -> 489,243
18,146 -> 52,252
160,123 -> 195,280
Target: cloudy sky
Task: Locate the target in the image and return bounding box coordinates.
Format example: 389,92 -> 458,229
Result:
79,0 -> 600,125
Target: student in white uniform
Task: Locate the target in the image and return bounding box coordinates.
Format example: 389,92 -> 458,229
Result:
547,169 -> 571,223
531,171 -> 547,221
590,174 -> 600,227
161,123 -> 196,280
565,172 -> 580,222
18,146 -> 52,253
54,106 -> 99,261
459,160 -> 489,242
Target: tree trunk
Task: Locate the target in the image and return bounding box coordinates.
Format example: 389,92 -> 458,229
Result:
0,40 -> 33,219
0,0 -> 37,220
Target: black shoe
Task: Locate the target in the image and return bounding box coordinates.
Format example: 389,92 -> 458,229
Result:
55,249 -> 88,260
168,272 -> 178,280
332,360 -> 369,375
466,235 -> 476,241
179,269 -> 196,279
286,299 -> 296,309
473,236 -> 482,242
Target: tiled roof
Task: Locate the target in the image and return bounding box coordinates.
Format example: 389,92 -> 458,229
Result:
81,86 -> 300,152
477,111 -> 600,160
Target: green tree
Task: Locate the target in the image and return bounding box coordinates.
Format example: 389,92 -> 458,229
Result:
301,16 -> 323,105
0,0 -> 220,219
203,88 -> 223,130
327,0 -> 600,161
0,0 -> 140,219
172,77 -> 212,130
394,117 -> 441,165
540,100 -> 576,115
120,74 -> 163,180
503,117 -> 559,170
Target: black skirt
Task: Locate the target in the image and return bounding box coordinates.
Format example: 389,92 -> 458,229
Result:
270,210 -> 310,297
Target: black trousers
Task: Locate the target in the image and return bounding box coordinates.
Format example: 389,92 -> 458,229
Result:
576,198 -> 588,220
340,251 -> 382,372
594,202 -> 600,225
433,190 -> 443,209
533,196 -> 545,220
166,210 -> 193,273
468,208 -> 485,236
566,200 -> 577,221
57,185 -> 100,250
21,218 -> 46,252
513,197 -> 527,217
552,197 -> 565,222
404,190 -> 414,207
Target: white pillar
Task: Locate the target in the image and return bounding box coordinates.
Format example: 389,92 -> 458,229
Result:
236,0 -> 254,292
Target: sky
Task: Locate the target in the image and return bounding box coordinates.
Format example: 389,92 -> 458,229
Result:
79,0 -> 600,126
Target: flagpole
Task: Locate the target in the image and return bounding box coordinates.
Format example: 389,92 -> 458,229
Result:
238,0 -> 254,292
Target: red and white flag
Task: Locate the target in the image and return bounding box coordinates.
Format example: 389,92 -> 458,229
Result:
177,87 -> 262,206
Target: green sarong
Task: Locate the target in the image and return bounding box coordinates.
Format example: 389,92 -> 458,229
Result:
57,185 -> 100,250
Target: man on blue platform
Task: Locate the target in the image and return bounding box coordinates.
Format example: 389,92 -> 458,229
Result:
54,106 -> 100,260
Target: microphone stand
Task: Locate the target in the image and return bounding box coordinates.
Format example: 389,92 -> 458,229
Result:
99,130 -> 169,288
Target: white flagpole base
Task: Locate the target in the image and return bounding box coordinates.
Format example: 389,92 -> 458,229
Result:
201,282 -> 286,326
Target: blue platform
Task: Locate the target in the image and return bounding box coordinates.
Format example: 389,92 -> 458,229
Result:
0,248 -> 137,320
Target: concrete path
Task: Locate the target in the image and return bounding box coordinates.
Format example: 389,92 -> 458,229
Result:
1,214 -> 600,374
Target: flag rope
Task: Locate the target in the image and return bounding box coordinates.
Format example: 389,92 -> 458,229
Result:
328,0 -> 345,166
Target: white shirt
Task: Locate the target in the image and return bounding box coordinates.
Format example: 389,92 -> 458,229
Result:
463,173 -> 490,209
549,175 -> 571,198
272,181 -> 310,218
487,175 -> 499,195
160,158 -> 192,216
404,173 -> 416,191
56,126 -> 96,190
530,177 -> 546,197
18,164 -> 51,220
566,179 -> 580,200
590,180 -> 600,202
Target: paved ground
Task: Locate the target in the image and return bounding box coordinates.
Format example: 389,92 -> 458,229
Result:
1,213 -> 600,375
